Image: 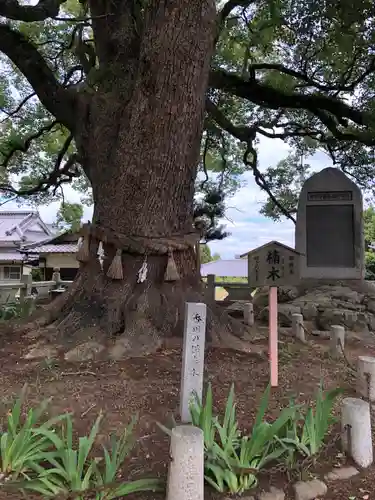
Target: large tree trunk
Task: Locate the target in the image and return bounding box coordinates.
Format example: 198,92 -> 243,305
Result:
36,0 -> 246,356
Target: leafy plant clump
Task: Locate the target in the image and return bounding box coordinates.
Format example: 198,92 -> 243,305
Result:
0,385 -> 161,499
160,382 -> 343,495
0,296 -> 35,321
189,383 -> 295,494
277,384 -> 344,472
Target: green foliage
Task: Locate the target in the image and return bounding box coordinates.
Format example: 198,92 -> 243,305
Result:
365,251 -> 375,280
0,384 -> 68,481
190,384 -> 295,494
363,207 -> 375,279
200,244 -> 221,264
0,297 -> 35,321
1,387 -> 161,499
259,153 -> 312,221
159,381 -> 342,495
277,385 -> 344,469
31,269 -> 43,282
54,202 -> 83,233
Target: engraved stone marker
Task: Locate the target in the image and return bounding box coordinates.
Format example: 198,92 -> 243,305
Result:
180,302 -> 206,423
295,167 -> 364,280
247,240 -> 301,287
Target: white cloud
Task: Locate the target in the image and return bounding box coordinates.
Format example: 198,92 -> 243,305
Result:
208,136 -> 331,259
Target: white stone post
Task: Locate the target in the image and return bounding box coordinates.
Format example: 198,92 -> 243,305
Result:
180,302 -> 206,423
341,397 -> 373,468
357,356 -> 375,402
19,274 -> 32,302
330,325 -> 345,358
243,302 -> 254,326
166,425 -> 204,500
292,313 -> 305,343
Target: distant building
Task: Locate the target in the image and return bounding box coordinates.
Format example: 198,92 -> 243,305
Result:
20,231 -> 79,281
0,211 -> 53,280
200,259 -> 247,277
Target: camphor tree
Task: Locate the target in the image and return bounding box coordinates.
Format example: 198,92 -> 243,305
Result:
1,0 -> 375,351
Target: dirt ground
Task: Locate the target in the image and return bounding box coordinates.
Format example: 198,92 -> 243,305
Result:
1,326 -> 375,500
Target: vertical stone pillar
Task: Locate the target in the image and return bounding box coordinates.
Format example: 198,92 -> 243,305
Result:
180,302 -> 206,423
243,302 -> 254,326
330,325 -> 345,358
19,274 -> 32,302
292,313 -> 305,343
342,397 -> 373,468
166,425 -> 204,500
357,356 -> 375,402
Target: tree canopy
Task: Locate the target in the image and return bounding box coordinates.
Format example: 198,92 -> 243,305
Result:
0,0 -> 375,228
53,201 -> 83,233
200,244 -> 221,264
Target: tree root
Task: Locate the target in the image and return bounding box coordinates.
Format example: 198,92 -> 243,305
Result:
19,270 -> 252,360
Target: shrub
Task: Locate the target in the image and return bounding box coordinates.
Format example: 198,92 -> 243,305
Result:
1,386 -> 161,499
0,384 -> 68,482
159,381 -> 343,495
0,296 -> 35,321
277,384 -> 344,470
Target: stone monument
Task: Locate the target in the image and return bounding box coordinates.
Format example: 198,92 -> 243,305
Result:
295,167 -> 364,280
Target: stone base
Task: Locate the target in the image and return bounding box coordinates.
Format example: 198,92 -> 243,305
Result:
252,281 -> 375,333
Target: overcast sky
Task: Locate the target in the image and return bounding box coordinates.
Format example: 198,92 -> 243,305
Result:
4,136 -> 331,258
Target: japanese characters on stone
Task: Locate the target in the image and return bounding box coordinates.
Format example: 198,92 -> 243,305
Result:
190,311 -> 203,377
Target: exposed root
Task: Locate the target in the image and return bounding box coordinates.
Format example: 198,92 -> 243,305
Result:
18,264 -> 249,359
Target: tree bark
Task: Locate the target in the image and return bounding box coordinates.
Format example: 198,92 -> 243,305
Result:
35,0 -> 245,355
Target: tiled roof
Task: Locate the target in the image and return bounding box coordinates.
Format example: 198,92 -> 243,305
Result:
0,252 -> 24,262
201,259 -> 247,277
0,210 -> 52,242
22,243 -> 77,254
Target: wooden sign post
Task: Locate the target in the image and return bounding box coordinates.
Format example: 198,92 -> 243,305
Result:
268,286 -> 278,386
247,241 -> 301,387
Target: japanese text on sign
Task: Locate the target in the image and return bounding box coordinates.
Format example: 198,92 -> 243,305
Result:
247,241 -> 300,287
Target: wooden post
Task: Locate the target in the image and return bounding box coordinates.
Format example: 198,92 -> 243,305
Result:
206,274 -> 215,302
19,274 -> 32,303
269,286 -> 278,387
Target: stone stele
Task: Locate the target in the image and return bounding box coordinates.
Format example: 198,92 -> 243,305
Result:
295,167 -> 364,280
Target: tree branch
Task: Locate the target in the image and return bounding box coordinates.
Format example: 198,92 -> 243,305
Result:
0,0 -> 66,22
209,69 -> 375,143
0,134 -> 81,197
216,0 -> 254,44
0,24 -> 78,130
0,120 -> 58,168
206,98 -> 296,223
248,61 -> 375,93
218,0 -> 254,23
0,92 -> 36,123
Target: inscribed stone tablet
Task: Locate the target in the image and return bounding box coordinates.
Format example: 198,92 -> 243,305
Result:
306,205 -> 355,267
180,302 -> 206,423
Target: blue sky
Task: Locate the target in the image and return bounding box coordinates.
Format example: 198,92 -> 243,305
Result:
207,138 -> 331,258
4,136 -> 331,258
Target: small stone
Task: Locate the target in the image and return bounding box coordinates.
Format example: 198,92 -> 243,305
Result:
293,479 -> 327,500
324,466 -> 359,481
24,344 -> 58,359
258,486 -> 285,500
64,341 -> 105,362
